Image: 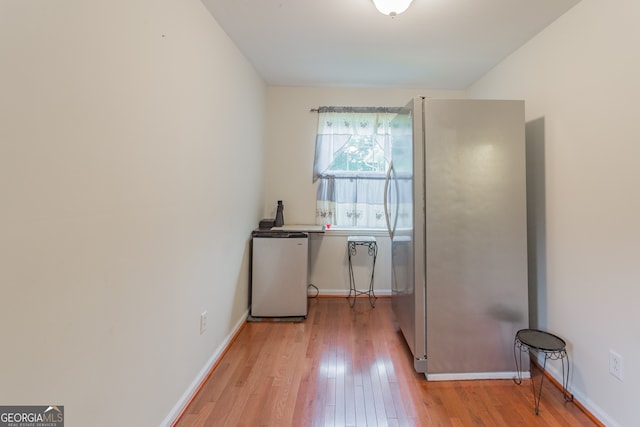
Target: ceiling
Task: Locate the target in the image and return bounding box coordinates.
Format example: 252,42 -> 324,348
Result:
200,0 -> 582,89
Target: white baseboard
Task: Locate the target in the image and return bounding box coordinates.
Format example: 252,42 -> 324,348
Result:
308,288 -> 392,297
426,371 -> 528,381
159,310 -> 249,427
534,353 -> 618,427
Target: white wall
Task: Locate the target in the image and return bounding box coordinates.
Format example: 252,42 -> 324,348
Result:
467,1 -> 640,425
0,1 -> 265,426
264,87 -> 463,295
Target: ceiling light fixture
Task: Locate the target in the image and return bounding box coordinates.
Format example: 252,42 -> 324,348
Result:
372,0 -> 414,17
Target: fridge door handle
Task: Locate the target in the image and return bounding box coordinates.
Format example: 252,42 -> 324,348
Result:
384,160 -> 394,240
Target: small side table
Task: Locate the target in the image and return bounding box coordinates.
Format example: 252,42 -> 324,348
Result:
514,328 -> 574,415
346,236 -> 377,307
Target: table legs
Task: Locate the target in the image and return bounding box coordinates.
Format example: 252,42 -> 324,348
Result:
347,240 -> 377,307
514,338 -> 574,415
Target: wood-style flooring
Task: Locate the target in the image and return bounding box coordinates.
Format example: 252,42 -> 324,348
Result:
175,297 -> 597,426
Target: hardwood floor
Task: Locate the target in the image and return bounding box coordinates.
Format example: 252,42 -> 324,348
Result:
175,298 -> 597,426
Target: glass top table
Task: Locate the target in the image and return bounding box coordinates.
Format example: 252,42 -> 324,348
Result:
513,328 -> 574,415
516,329 -> 567,352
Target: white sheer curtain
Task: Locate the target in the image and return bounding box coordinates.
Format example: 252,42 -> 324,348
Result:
312,107 -> 399,228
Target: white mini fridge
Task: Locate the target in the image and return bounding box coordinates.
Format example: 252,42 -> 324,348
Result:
251,231 -> 308,317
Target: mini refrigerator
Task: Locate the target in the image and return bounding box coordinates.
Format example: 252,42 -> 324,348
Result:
251,231 -> 309,317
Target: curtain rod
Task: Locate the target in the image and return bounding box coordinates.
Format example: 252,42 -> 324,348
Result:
310,106 -> 402,113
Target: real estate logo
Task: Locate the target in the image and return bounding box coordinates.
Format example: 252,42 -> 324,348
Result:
0,405 -> 64,427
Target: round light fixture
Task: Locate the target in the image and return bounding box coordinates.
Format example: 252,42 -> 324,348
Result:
372,0 -> 414,17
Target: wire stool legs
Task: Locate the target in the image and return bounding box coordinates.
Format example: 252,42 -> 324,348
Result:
346,237 -> 377,307
514,331 -> 574,415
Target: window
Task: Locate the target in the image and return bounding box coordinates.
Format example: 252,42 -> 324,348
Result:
312,107 -> 401,228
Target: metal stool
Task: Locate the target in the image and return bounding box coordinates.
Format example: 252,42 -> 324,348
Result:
514,328 -> 574,414
346,236 -> 377,307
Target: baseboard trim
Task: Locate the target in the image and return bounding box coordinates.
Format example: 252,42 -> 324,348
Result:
426,371 -> 528,381
308,289 -> 392,297
160,310 -> 249,427
531,358 -> 607,427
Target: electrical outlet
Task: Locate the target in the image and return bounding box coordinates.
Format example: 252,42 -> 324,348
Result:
200,310 -> 208,335
609,350 -> 624,381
